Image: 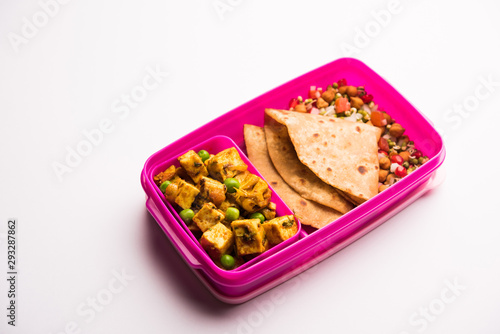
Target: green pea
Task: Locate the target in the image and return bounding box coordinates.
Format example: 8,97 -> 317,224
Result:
418,157 -> 425,164
410,158 -> 418,165
160,180 -> 171,193
179,209 -> 194,223
249,212 -> 265,223
221,254 -> 235,270
197,150 -> 210,162
225,207 -> 240,221
224,178 -> 240,193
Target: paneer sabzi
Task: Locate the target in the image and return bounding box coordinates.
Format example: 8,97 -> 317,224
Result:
154,147 -> 297,270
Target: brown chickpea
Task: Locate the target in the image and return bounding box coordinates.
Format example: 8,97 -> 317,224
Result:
389,123 -> 405,138
338,86 -> 348,94
379,170 -> 389,182
378,184 -> 389,192
294,104 -> 307,113
321,89 -> 335,103
379,157 -> 391,170
346,86 -> 358,97
350,96 -> 364,109
316,97 -> 329,109
399,151 -> 410,162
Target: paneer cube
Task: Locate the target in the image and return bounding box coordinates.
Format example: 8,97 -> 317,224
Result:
231,219 -> 267,256
198,177 -> 226,207
153,165 -> 176,186
178,150 -> 208,184
205,147 -> 247,182
192,202 -> 226,232
199,223 -> 234,261
262,215 -> 297,245
174,180 -> 200,209
234,172 -> 271,213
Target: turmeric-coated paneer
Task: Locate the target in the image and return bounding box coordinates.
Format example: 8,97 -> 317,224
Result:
174,180 -> 200,209
198,177 -> 226,207
205,147 -> 247,182
178,150 -> 208,184
153,165 -> 176,186
199,223 -> 234,261
262,215 -> 297,245
192,202 -> 226,232
231,219 -> 267,256
234,172 -> 271,213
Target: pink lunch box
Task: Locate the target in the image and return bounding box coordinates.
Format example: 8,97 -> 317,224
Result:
140,58 -> 446,304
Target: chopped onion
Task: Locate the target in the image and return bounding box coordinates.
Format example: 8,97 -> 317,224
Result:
310,107 -> 320,115
362,104 -> 372,114
324,105 -> 335,116
378,153 -> 387,160
390,163 -> 400,173
345,113 -> 358,122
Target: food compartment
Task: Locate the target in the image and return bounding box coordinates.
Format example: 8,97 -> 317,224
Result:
146,135 -> 302,272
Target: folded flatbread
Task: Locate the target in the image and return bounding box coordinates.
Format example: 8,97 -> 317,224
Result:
265,109 -> 380,203
243,124 -> 342,229
264,119 -> 353,214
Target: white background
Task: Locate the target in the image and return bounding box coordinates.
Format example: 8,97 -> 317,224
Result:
1,0 -> 499,333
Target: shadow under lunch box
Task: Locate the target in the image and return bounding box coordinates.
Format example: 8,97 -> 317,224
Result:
140,58 -> 446,304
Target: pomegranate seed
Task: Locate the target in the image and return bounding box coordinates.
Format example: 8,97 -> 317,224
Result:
395,165 -> 407,177
289,98 -> 298,109
361,94 -> 373,104
413,151 -> 422,159
338,78 -> 347,87
390,155 -> 404,165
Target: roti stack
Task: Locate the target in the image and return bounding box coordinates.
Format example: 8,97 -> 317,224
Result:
265,109 -> 380,204
264,119 -> 354,214
243,124 -> 342,229
243,109 -> 380,229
